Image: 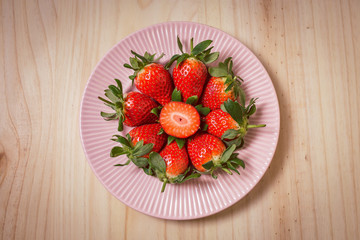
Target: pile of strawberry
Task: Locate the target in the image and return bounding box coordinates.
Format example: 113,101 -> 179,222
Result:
99,37 -> 265,192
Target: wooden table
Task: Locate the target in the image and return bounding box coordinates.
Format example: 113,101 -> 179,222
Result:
1,0 -> 359,239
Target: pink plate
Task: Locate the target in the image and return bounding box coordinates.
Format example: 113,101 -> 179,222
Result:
80,22 -> 280,220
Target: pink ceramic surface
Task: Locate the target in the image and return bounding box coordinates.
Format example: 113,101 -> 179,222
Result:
80,22 -> 280,220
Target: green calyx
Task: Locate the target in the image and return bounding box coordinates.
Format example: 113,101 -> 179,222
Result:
164,36 -> 219,69
208,57 -> 245,99
110,134 -> 154,168
220,99 -> 266,148
148,152 -> 201,193
202,144 -> 245,179
167,135 -> 186,149
124,51 -> 164,84
171,88 -> 211,115
98,79 -> 127,131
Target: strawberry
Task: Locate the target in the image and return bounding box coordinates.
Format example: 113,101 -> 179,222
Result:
159,101 -> 200,139
110,124 -> 166,168
187,132 -> 245,178
205,99 -> 266,148
148,142 -> 200,192
98,79 -> 158,131
201,57 -> 245,110
124,51 -> 173,105
165,37 -> 219,103
128,123 -> 167,157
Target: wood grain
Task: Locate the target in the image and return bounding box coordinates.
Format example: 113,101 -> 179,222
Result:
1,0 -> 359,239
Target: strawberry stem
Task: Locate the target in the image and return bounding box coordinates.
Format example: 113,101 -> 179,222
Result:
161,179 -> 168,193
247,124 -> 266,129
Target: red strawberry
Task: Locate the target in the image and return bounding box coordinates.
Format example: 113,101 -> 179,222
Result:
129,123 -> 167,157
160,142 -> 189,178
187,132 -> 244,178
124,51 -> 173,105
149,142 -> 200,192
165,37 -> 219,103
110,124 -> 167,168
201,58 -> 245,110
205,99 -> 266,148
98,79 -> 158,131
159,101 -> 200,138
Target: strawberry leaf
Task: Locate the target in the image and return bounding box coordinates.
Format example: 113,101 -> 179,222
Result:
131,157 -> 149,168
221,167 -> 233,175
191,40 -> 212,55
225,82 -> 235,93
123,63 -> 133,69
224,76 -> 233,85
248,105 -> 257,116
239,87 -> 246,107
224,137 -> 244,148
114,79 -> 123,94
195,104 -> 210,116
246,98 -> 258,112
126,133 -> 132,143
132,140 -> 144,153
164,54 -> 180,69
153,53 -> 164,62
151,107 -> 159,117
221,129 -> 239,140
171,167 -> 190,182
111,135 -> 131,147
176,54 -> 188,66
167,135 -> 176,145
114,160 -> 131,167
183,172 -> 201,181
105,89 -> 119,103
224,57 -> 232,66
118,114 -> 125,131
202,123 -> 208,131
149,152 -> 166,173
220,104 -> 227,113
100,112 -> 117,120
157,128 -> 164,135
238,159 -> 245,169
143,167 -> 154,176
132,143 -> 154,157
177,36 -> 184,53
203,52 -> 219,64
220,144 -> 236,163
130,57 -> 139,69
98,96 -> 114,106
171,88 -> 182,102
175,138 -> 186,149
223,99 -> 242,123
110,146 -> 126,157
209,66 -> 228,77
131,50 -> 148,64
202,160 -> 214,170
186,95 -> 198,105
229,158 -> 245,168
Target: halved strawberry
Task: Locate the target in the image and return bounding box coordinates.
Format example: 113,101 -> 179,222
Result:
148,142 -> 200,192
201,57 -> 245,110
159,101 -> 200,139
165,37 -> 219,103
124,51 -> 174,105
98,79 -> 158,131
205,99 -> 266,147
187,132 -> 245,178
